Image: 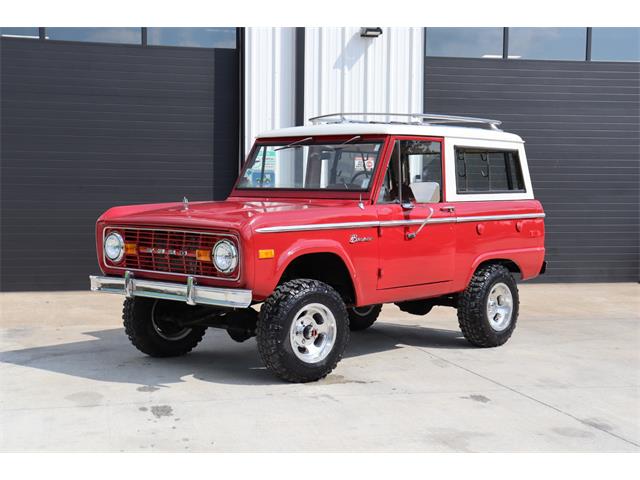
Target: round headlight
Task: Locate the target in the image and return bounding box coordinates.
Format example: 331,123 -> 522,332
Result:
212,240 -> 238,273
104,232 -> 124,263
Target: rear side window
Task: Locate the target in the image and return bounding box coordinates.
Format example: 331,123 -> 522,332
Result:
455,148 -> 524,193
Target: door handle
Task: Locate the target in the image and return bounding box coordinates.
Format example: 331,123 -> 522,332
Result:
440,206 -> 456,213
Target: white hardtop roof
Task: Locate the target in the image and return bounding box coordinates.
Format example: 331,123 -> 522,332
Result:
257,123 -> 524,144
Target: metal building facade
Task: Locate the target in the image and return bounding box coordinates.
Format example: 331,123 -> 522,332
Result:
244,27 -> 424,145
244,27 -> 639,282
302,27 -> 423,120
424,57 -> 639,282
0,28 -> 637,290
243,27 -> 296,154
0,37 -> 239,291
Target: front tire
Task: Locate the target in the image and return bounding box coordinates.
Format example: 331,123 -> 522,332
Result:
123,298 -> 206,357
348,304 -> 382,331
256,279 -> 350,383
457,264 -> 519,347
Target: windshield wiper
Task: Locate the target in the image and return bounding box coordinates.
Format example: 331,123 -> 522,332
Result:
325,135 -> 362,151
274,137 -> 313,151
337,135 -> 361,147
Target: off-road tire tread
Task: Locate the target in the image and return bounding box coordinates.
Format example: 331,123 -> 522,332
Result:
122,298 -> 206,357
457,264 -> 519,348
257,279 -> 349,383
348,304 -> 382,331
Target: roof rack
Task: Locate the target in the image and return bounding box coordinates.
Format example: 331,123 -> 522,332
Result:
308,112 -> 502,131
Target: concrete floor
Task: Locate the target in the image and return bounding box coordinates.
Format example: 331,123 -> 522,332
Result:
0,283 -> 638,452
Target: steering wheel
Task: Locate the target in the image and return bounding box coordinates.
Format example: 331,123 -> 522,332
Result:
349,169 -> 372,186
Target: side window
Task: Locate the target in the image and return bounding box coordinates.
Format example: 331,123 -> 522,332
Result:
405,141 -> 442,203
378,140 -> 443,204
455,147 -> 524,193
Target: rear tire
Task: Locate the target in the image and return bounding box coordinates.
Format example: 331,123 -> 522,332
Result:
457,264 -> 519,347
123,298 -> 206,357
256,279 -> 350,383
348,304 -> 382,331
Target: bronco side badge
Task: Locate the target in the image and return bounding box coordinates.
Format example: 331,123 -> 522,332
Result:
350,234 -> 373,244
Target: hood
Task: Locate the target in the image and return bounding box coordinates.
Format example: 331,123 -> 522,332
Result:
98,198 -> 364,232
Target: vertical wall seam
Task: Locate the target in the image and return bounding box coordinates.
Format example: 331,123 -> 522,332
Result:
408,28 -> 414,113
318,28 -> 323,118
294,27 -> 305,126
385,28 -> 392,120
340,27 -> 345,114
363,32 -> 368,116
417,27 -> 425,114
271,28 -> 277,130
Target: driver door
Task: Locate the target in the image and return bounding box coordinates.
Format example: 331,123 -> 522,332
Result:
376,138 -> 456,289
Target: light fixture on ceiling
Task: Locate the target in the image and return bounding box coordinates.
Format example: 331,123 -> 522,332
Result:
360,27 -> 383,38
482,54 -> 522,59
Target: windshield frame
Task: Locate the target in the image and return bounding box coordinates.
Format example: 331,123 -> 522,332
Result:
231,135 -> 391,199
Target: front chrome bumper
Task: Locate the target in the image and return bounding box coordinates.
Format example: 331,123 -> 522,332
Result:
89,272 -> 252,308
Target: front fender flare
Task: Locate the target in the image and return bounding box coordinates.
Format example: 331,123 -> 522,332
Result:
273,239 -> 362,303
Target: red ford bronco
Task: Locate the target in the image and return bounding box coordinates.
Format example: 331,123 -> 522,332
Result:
90,113 -> 546,382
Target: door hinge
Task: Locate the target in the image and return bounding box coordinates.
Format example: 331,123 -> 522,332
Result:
377,268 -> 383,278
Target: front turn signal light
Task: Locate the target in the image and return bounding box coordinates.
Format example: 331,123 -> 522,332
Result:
124,243 -> 137,255
258,249 -> 275,259
196,249 -> 212,262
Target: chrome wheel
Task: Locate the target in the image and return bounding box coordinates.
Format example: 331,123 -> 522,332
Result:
351,305 -> 375,317
289,303 -> 337,364
151,300 -> 192,341
486,282 -> 513,332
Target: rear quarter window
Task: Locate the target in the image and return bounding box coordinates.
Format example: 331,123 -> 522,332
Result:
455,147 -> 525,193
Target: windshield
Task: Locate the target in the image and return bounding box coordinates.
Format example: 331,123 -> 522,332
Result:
236,139 -> 383,191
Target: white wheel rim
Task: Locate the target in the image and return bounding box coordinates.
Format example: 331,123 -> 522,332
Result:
151,300 -> 192,341
486,282 -> 514,332
289,303 -> 337,364
351,305 -> 375,317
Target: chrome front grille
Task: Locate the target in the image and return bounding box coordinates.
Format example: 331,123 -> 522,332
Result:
103,226 -> 239,281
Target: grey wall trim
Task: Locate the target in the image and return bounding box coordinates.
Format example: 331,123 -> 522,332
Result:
294,27 -> 306,126
586,27 -> 592,61
0,37 -> 240,291
502,27 -> 509,60
425,56 -> 640,282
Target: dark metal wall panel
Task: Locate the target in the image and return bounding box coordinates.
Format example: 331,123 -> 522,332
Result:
1,38 -> 239,291
425,57 -> 639,282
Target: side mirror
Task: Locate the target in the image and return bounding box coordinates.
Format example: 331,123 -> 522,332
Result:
409,182 -> 440,204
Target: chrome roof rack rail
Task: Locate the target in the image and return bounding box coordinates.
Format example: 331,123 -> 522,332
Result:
308,112 -> 502,130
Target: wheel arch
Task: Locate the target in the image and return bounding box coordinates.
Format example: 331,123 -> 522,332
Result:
276,245 -> 360,305
467,255 -> 523,286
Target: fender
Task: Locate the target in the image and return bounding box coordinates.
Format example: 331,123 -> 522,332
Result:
465,247 -> 545,287
270,238 -> 363,303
